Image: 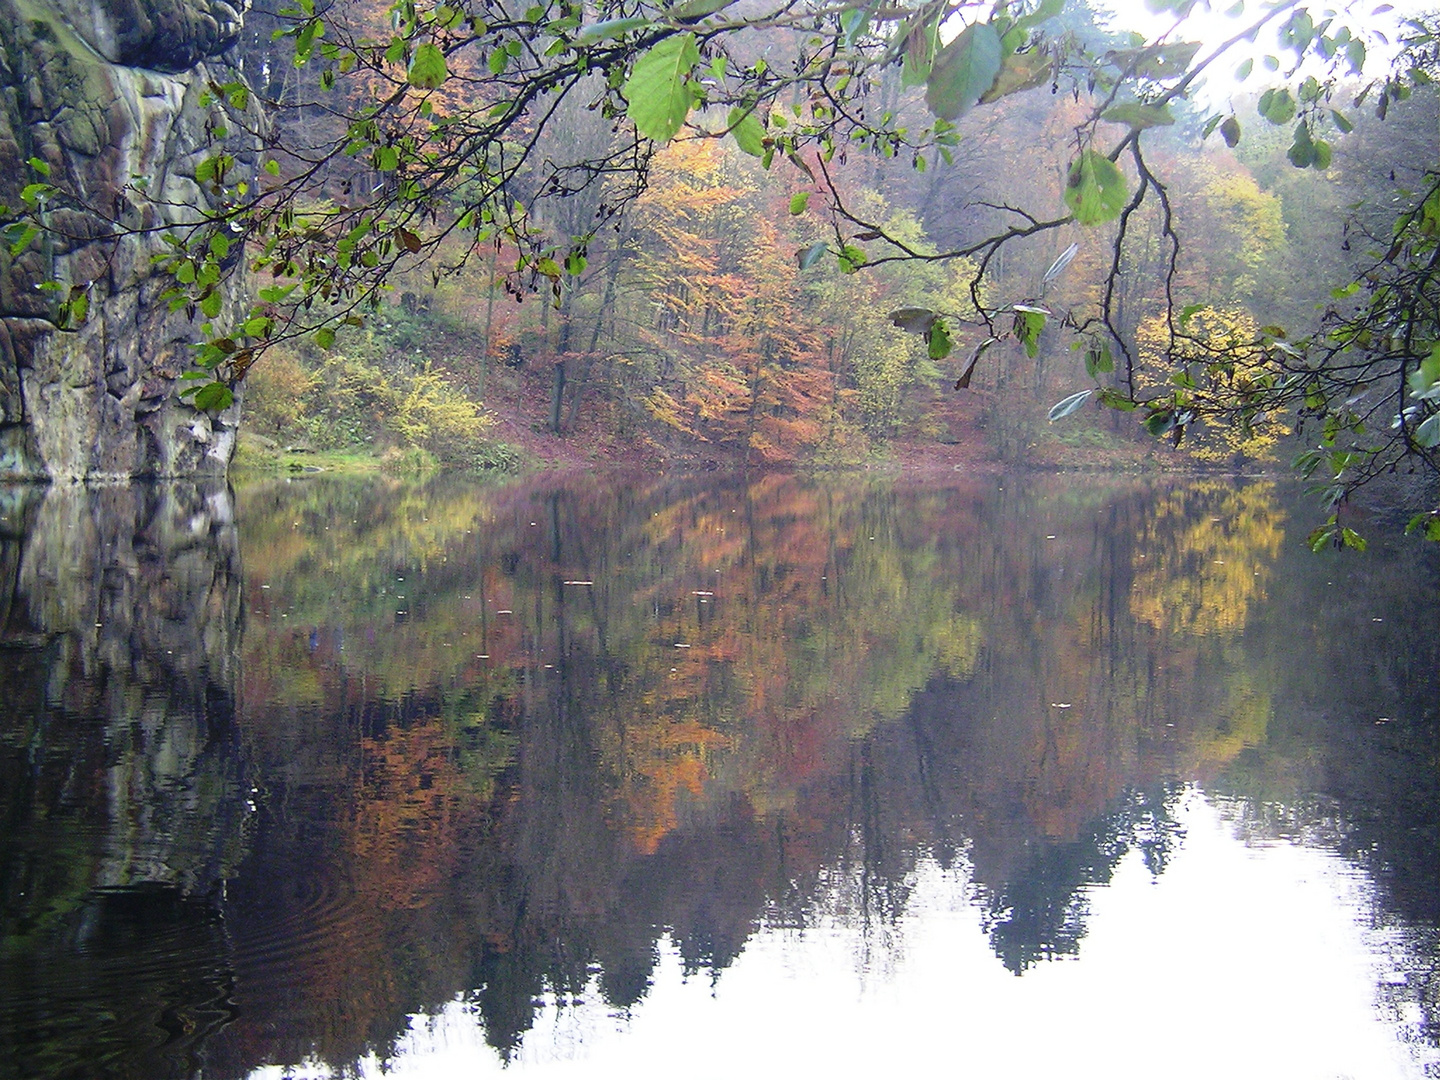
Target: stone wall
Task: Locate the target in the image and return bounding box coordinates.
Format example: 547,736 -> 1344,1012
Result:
0,0 -> 258,480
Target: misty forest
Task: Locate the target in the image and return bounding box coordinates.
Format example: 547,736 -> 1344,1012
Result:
0,0 -> 1438,1076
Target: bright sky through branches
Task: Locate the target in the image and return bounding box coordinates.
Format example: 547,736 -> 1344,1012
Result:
1095,0 -> 1425,107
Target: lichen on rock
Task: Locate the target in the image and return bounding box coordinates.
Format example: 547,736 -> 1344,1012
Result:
0,0 -> 260,480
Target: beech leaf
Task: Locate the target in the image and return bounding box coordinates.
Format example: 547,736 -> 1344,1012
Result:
1042,243 -> 1079,284
727,106 -> 766,157
1100,102 -> 1175,129
925,23 -> 1002,121
797,242 -> 828,270
889,307 -> 937,333
1064,150 -> 1128,226
408,43 -> 448,89
1048,388 -> 1093,421
624,34 -> 700,143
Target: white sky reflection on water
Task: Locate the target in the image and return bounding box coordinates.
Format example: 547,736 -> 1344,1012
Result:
249,791 -> 1431,1080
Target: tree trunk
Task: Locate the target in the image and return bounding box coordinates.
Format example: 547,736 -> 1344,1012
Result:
549,359 -> 567,433
480,242 -> 498,396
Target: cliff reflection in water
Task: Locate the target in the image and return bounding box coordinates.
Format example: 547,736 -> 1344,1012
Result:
0,482 -> 245,1080
0,472 -> 1436,1078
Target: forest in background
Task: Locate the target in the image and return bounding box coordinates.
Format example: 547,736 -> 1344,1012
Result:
226,0 -> 1440,477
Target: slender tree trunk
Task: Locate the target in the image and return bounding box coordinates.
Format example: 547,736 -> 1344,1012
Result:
550,285 -> 575,433
587,245 -> 623,353
550,360 -> 567,432
563,355 -> 594,431
480,242 -> 498,396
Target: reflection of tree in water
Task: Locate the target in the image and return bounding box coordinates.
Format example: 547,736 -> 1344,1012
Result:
983,787 -> 1185,975
213,471 -> 1315,1070
7,472 -> 1437,1077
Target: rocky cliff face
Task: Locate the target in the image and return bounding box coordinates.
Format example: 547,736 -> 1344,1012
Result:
0,0 -> 257,480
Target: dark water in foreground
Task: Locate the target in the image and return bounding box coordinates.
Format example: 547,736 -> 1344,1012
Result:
0,471 -> 1437,1079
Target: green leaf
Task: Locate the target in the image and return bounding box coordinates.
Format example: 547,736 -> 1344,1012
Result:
928,319 -> 953,360
889,307 -> 937,333
1409,344 -> 1440,398
294,18 -> 322,65
1012,0 -> 1063,34
954,337 -> 994,389
1042,242 -> 1078,284
727,106 -> 766,157
27,156 -> 51,177
1345,38 -> 1365,73
258,283 -> 298,303
1084,343 -> 1114,376
200,291 -> 223,319
408,43 -> 448,89
1014,306 -> 1047,358
1287,122 -> 1315,167
574,16 -> 650,43
1307,521 -> 1336,552
192,381 -> 234,412
1416,413 -> 1440,448
1098,387 -> 1137,411
1340,527 -> 1368,552
1143,409 -> 1176,436
1258,88 -> 1297,125
5,223 -> 38,256
264,159 -> 281,176
901,15 -> 940,88
1064,150 -> 1128,226
669,0 -> 735,20
624,33 -> 700,143
1139,41 -> 1200,78
1048,388 -> 1092,421
925,23 -> 1002,121
314,326 -> 336,349
978,50 -> 1051,104
840,6 -> 872,48
1404,514 -> 1440,542
789,192 -> 810,215
797,242 -> 828,270
1330,108 -> 1354,133
1220,115 -> 1241,147
1100,102 -> 1175,129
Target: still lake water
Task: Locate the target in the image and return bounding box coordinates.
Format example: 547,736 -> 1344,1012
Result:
0,470 -> 1437,1079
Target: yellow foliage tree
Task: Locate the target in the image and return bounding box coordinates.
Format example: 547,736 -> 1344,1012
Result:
1136,306 -> 1290,464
